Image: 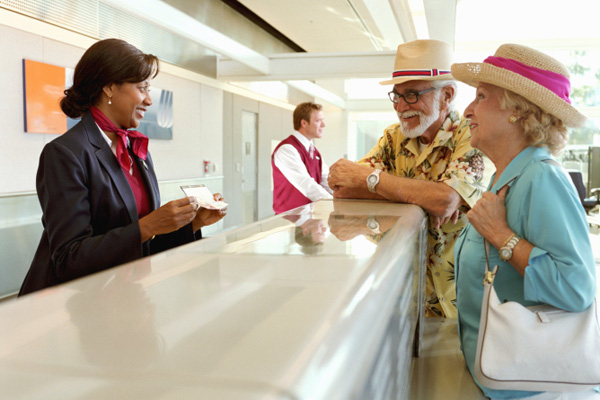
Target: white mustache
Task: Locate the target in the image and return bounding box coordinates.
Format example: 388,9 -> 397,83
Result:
398,110 -> 424,119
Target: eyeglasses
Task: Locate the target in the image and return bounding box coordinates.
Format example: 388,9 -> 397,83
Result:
388,87 -> 437,104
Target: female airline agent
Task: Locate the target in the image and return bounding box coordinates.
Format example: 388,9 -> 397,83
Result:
19,38 -> 225,295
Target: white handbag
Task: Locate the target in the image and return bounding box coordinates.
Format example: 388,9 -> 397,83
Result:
474,241 -> 600,392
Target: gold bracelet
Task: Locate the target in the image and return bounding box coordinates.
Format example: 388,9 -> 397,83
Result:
501,232 -> 517,248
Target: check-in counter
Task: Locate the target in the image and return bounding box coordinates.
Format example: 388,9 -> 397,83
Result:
0,199 -> 427,399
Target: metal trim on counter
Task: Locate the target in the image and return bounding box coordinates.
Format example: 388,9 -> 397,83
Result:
0,199 -> 427,399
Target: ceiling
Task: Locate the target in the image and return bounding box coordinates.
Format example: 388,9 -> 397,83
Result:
103,0 -> 600,110
235,0 -> 420,53
231,0 -> 600,54
217,0 -> 457,79
217,0 -> 600,108
221,0 -> 463,55
213,0 -> 457,107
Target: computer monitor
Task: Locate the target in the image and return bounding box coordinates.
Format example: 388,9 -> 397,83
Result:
588,146 -> 600,197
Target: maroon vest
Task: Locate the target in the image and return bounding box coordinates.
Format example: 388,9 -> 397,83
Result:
272,135 -> 323,214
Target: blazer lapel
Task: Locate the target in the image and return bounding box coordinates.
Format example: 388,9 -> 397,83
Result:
82,112 -> 139,222
135,153 -> 161,211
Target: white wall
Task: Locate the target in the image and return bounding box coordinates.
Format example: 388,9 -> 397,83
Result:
0,13 -> 347,298
0,27 -> 84,193
257,102 -> 292,220
0,24 -> 225,195
313,79 -> 349,166
148,74 -> 224,182
0,22 -> 231,297
317,104 -> 348,167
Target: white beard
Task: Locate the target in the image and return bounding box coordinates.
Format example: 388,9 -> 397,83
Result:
398,98 -> 441,139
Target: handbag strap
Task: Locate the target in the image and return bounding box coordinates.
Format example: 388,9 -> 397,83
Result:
483,240 -> 496,284
481,174 -> 519,285
481,158 -> 561,285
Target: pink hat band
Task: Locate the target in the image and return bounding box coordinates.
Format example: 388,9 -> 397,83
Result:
484,56 -> 571,104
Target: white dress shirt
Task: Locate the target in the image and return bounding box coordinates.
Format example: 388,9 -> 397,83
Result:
273,131 -> 333,201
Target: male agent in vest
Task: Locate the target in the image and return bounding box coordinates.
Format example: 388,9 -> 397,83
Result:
272,102 -> 333,214
327,40 -> 491,318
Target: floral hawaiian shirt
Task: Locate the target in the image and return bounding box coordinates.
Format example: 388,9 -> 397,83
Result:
358,110 -> 491,318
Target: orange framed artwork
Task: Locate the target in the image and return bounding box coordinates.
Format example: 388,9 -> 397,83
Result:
22,59 -> 173,139
23,59 -> 69,134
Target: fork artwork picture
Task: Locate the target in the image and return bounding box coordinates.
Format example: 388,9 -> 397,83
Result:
137,87 -> 174,140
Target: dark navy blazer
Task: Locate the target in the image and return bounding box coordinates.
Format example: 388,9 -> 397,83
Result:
19,112 -> 199,295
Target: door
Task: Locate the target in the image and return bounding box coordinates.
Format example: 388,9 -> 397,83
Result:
223,94 -> 259,229
241,110 -> 258,224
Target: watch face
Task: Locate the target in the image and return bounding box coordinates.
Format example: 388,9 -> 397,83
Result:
367,175 -> 377,184
500,248 -> 511,260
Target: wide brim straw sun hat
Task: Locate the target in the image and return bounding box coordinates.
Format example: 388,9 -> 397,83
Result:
380,39 -> 455,85
451,43 -> 587,128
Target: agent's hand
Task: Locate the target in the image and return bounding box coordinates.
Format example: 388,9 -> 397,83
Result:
193,193 -> 227,231
139,197 -> 197,242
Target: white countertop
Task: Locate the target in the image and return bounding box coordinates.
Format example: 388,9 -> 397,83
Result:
0,199 -> 427,399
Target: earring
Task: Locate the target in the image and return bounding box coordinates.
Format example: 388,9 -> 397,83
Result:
108,96 -> 112,105
509,115 -> 518,123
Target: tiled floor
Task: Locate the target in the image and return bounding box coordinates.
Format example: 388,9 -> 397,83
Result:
410,317 -> 486,400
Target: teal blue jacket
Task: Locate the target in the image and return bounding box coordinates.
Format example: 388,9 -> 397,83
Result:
455,146 -> 597,399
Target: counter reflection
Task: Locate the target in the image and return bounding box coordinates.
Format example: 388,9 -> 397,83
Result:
66,259 -> 162,370
205,201 -> 405,258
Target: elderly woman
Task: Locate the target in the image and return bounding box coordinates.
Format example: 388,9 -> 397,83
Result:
451,44 -> 597,399
19,39 -> 225,295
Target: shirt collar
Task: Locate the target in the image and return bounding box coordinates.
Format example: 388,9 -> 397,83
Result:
95,121 -> 129,156
293,131 -> 313,152
489,146 -> 552,193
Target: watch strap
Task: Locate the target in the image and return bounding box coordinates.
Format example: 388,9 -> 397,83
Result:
501,233 -> 518,249
367,216 -> 382,234
500,233 -> 520,261
367,169 -> 382,194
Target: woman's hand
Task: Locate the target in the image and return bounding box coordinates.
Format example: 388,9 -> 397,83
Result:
466,186 -> 512,249
139,197 -> 197,242
192,193 -> 227,231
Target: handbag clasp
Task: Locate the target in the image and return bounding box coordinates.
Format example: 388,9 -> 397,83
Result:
483,270 -> 495,285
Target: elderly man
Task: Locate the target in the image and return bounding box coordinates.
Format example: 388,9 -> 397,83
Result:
328,39 -> 490,318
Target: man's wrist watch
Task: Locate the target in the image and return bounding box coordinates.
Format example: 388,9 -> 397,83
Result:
366,216 -> 382,234
367,169 -> 382,194
499,233 -> 521,262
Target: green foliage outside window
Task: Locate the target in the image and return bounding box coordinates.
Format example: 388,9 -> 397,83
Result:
566,50 -> 599,146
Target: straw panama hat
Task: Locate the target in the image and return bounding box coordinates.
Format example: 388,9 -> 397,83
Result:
380,39 -> 455,85
451,43 -> 587,128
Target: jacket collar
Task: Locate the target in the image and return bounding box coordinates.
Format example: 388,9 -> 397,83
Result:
489,146 -> 553,193
82,112 -> 157,220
